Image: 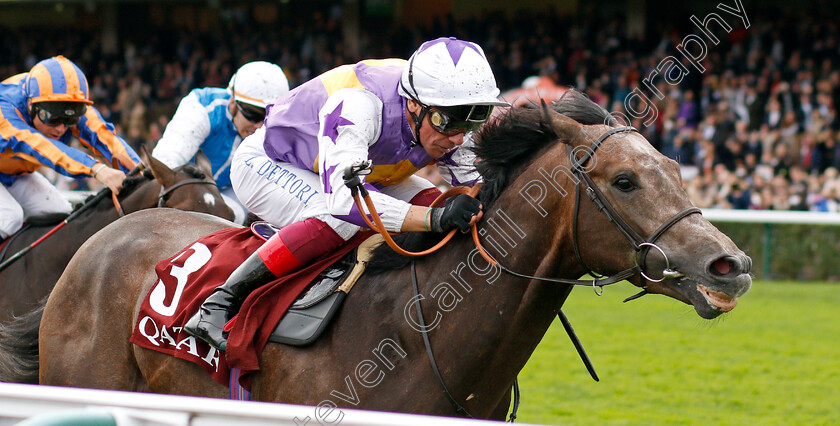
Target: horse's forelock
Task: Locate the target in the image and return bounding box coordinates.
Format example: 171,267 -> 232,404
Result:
552,89 -> 617,126
180,163 -> 207,180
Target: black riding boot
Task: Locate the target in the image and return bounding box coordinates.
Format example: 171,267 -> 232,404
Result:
183,251 -> 275,351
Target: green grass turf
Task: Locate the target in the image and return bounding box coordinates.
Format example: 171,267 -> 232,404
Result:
516,280 -> 840,425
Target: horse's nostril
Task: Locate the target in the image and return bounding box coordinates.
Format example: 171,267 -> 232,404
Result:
709,255 -> 749,277
712,258 -> 732,275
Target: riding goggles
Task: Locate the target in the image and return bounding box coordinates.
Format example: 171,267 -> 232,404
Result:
33,102 -> 86,127
236,101 -> 266,123
427,104 -> 493,135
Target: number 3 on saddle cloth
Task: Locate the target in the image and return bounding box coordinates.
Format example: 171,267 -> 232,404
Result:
130,223 -> 377,388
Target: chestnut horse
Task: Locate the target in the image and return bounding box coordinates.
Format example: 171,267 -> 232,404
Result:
0,151 -> 234,323
1,92 -> 751,420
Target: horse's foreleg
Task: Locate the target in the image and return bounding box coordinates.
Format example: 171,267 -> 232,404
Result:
488,385 -> 513,421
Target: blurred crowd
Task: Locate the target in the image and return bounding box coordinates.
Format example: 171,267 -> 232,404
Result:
2,5 -> 839,211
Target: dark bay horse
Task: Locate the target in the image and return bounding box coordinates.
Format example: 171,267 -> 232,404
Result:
2,92 -> 751,420
0,151 -> 234,323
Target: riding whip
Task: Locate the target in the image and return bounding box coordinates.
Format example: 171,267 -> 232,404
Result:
0,163 -> 144,273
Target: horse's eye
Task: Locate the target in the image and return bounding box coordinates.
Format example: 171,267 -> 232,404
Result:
614,177 -> 636,192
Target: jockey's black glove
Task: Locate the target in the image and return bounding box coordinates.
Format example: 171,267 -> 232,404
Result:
430,194 -> 482,233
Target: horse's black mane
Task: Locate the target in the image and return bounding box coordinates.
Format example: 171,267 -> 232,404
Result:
21,162 -> 209,235
367,89 -> 616,274
475,89 -> 617,206
63,171 -> 143,214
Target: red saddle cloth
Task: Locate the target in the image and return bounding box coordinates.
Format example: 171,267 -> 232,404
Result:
130,226 -> 368,388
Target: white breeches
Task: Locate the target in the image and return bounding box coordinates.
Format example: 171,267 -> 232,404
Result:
231,138 -> 434,241
0,172 -> 72,239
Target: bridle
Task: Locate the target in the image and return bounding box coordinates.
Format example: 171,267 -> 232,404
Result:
569,126 -> 702,288
0,165 -> 220,274
347,123 -> 703,421
408,126 -> 701,421
486,125 -> 702,294
157,177 -> 219,207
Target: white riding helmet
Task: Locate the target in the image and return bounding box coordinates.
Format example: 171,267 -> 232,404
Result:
398,37 -> 509,108
227,61 -> 290,109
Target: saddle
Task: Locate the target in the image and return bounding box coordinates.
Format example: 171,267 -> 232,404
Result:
252,222 -> 382,346
131,225 -> 381,387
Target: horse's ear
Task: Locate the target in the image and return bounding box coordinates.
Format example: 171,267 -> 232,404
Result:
541,100 -> 581,145
142,145 -> 177,187
139,145 -> 152,170
194,149 -> 213,177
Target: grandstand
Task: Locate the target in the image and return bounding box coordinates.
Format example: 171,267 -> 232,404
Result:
1,1 -> 839,424
3,0 -> 840,212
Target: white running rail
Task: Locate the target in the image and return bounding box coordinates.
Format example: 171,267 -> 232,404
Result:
0,382 -> 540,426
702,208 -> 840,225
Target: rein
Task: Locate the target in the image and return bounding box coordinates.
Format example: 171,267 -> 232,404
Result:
410,260 -> 520,422
346,128 -> 699,293
108,152 -> 141,216
472,126 -> 701,293
0,166 -> 215,273
343,125 -> 701,420
344,166 -> 519,420
345,162 -> 479,256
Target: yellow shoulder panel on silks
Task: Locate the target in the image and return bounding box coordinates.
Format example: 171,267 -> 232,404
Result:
320,59 -> 407,96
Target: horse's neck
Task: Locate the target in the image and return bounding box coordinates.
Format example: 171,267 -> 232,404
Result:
120,180 -> 162,212
71,181 -> 159,238
410,192 -> 581,416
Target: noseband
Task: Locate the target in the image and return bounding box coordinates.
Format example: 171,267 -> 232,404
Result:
157,178 -> 219,207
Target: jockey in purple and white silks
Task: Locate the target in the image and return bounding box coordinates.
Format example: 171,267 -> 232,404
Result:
152,61 -> 289,224
185,37 -> 509,351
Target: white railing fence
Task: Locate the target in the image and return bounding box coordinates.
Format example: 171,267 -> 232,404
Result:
0,382 -> 541,426
702,208 -> 840,225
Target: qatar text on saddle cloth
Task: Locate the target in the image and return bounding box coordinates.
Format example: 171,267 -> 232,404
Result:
130,226 -> 366,388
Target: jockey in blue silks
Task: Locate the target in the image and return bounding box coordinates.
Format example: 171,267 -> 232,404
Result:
152,61 -> 290,224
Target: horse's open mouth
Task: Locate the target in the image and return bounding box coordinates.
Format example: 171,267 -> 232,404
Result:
697,284 -> 738,312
